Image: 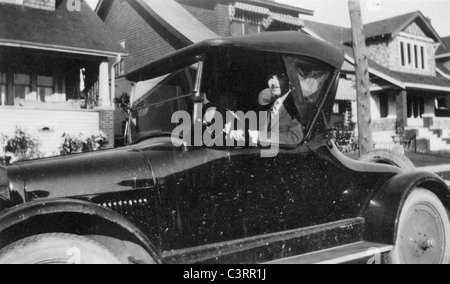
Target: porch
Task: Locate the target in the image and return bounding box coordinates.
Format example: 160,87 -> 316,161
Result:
0,47 -> 117,159
370,89 -> 450,152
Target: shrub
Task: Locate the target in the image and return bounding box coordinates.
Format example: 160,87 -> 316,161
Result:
60,131 -> 109,156
1,127 -> 41,162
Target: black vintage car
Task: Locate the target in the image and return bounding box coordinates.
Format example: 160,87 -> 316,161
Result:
0,32 -> 449,264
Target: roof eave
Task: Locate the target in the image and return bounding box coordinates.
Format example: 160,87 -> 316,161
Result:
0,39 -> 128,58
344,53 -> 406,89
436,67 -> 450,80
95,0 -> 103,13
405,83 -> 450,92
436,53 -> 450,59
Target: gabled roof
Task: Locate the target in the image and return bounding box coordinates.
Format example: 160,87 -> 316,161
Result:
97,0 -> 217,46
302,19 -> 350,46
437,62 -> 450,80
437,36 -> 450,58
0,0 -> 126,57
354,11 -> 443,45
303,20 -> 450,92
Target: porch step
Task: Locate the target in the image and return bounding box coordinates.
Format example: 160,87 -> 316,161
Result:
265,242 -> 393,264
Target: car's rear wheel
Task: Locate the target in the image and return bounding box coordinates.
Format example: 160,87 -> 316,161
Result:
359,149 -> 415,171
389,189 -> 450,264
0,233 -> 122,264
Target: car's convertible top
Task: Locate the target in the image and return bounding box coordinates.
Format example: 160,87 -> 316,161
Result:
125,31 -> 345,82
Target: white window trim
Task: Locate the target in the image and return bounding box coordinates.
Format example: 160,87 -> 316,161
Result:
398,32 -> 435,43
398,37 -> 428,71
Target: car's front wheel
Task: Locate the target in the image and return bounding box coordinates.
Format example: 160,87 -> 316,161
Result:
0,233 -> 122,264
389,189 -> 450,264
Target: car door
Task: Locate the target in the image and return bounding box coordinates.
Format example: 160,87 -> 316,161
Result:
155,146 -> 248,256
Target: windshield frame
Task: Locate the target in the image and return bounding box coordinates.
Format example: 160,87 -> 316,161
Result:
125,59 -> 204,145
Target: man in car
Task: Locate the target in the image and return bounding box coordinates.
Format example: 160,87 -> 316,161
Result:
253,73 -> 304,147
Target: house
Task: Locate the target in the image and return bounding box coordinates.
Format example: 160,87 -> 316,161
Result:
304,12 -> 450,152
437,36 -> 450,78
97,0 -> 450,152
95,0 -> 312,145
0,0 -> 126,160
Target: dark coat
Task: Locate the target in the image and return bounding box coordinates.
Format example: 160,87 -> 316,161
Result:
269,93 -> 305,147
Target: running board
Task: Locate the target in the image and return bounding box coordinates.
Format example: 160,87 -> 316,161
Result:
265,242 -> 393,264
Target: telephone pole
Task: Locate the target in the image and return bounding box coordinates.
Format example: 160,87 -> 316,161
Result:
348,0 -> 373,156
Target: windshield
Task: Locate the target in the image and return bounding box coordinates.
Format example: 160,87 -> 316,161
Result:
129,65 -> 197,143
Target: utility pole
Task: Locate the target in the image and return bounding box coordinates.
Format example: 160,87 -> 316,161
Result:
348,0 -> 373,156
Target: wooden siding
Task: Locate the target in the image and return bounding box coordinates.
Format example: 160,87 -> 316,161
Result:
0,108 -> 100,157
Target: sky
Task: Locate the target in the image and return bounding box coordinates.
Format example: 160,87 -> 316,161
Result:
86,0 -> 450,37
278,0 -> 450,37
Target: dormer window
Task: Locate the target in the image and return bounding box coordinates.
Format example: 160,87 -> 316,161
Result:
0,0 -> 56,11
231,21 -> 264,36
399,39 -> 426,71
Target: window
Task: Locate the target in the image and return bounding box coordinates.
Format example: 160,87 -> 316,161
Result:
379,93 -> 389,118
0,73 -> 6,106
437,98 -> 447,109
421,46 -> 425,70
230,21 -> 263,36
291,57 -> 332,105
333,102 -> 340,114
115,58 -> 126,77
37,75 -> 54,102
333,101 -> 347,115
407,43 -> 412,66
13,74 -> 31,106
407,94 -> 425,118
400,40 -> 426,70
400,42 -> 405,66
414,45 -> 418,69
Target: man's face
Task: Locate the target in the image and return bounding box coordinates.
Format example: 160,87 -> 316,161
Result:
268,76 -> 282,98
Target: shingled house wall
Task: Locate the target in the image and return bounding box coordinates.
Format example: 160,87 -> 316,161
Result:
366,23 -> 436,76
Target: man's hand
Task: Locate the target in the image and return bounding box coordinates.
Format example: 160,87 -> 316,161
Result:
249,130 -> 259,145
229,129 -> 246,141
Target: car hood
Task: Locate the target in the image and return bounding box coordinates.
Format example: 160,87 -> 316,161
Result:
13,145 -> 155,201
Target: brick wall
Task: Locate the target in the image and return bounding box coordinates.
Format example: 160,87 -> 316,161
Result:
104,0 -> 181,74
99,109 -> 115,149
180,2 -> 218,35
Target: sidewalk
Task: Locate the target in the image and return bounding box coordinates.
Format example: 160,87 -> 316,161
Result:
416,164 -> 450,173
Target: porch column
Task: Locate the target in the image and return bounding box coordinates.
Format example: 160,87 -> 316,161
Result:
98,61 -> 111,107
7,72 -> 14,106
396,90 -> 408,135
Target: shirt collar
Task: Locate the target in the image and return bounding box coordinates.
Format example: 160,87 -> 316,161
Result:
273,90 -> 291,109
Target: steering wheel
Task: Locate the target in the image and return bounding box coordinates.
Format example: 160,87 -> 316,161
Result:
203,104 -> 247,147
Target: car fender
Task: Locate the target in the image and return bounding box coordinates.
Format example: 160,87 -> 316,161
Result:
0,198 -> 162,263
362,170 -> 450,245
